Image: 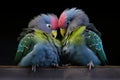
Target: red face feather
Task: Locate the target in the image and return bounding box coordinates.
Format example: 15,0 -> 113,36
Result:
50,15 -> 59,30
58,12 -> 67,29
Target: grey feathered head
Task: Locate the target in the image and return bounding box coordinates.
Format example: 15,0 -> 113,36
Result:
18,14 -> 58,40
58,7 -> 89,29
28,14 -> 58,34
59,7 -> 101,36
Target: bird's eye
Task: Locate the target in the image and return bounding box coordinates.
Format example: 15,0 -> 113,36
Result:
46,24 -> 52,28
66,21 -> 70,26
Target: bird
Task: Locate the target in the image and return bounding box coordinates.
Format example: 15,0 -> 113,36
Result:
15,13 -> 61,72
58,7 -> 101,38
58,7 -> 108,70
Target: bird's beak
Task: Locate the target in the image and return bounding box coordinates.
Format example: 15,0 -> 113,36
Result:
60,28 -> 66,37
52,30 -> 57,38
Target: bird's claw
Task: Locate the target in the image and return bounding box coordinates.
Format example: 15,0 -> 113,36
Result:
62,63 -> 71,66
52,63 -> 59,68
32,65 -> 37,72
87,61 -> 94,71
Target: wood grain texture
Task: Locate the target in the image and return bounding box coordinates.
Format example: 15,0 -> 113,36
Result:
0,66 -> 120,80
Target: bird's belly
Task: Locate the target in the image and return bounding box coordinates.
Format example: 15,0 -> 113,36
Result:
68,45 -> 101,66
18,52 -> 58,67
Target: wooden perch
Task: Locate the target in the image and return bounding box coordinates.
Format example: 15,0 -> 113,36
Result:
0,66 -> 120,80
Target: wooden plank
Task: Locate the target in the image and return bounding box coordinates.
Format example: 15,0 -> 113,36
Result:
0,66 -> 120,80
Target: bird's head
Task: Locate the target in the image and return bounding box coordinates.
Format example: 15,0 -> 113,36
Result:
28,14 -> 58,37
58,7 -> 90,36
58,8 -> 82,37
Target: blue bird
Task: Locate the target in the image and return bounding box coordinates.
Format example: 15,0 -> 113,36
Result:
58,7 -> 108,70
15,13 -> 61,72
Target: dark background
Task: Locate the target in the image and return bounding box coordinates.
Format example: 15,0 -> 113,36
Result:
0,1 -> 120,65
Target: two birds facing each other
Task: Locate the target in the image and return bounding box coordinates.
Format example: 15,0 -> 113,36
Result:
15,7 -> 108,72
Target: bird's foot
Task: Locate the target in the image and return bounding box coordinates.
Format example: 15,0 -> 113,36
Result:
32,64 -> 38,72
87,61 -> 94,71
52,63 -> 59,68
62,63 -> 71,67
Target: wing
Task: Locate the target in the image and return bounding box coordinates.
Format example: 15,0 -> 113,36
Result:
84,30 -> 108,64
15,33 -> 35,64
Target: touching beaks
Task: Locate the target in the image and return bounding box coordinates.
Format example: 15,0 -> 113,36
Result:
60,28 -> 66,37
52,30 -> 57,38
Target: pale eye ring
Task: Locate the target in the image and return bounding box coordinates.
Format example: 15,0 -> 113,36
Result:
46,24 -> 52,28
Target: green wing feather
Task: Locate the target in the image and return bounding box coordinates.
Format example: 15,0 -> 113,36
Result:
15,33 -> 35,64
84,30 -> 108,64
15,29 -> 49,64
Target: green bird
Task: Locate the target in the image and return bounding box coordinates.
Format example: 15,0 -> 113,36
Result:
15,14 -> 61,72
58,7 -> 108,70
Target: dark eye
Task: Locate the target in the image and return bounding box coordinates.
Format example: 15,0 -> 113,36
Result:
46,24 -> 52,28
66,21 -> 70,26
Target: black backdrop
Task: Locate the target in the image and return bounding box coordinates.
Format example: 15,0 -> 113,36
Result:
0,0 -> 120,65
